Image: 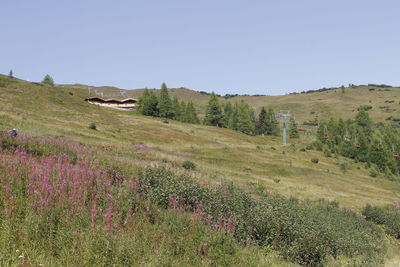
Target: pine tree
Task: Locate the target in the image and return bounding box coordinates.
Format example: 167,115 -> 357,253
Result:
179,101 -> 187,122
355,110 -> 373,137
221,102 -> 233,128
158,83 -> 172,118
256,107 -> 267,135
368,138 -> 390,171
138,89 -> 159,116
42,74 -> 54,86
289,117 -> 300,138
8,70 -> 13,78
228,103 -> 239,130
171,96 -> 180,120
138,89 -> 150,115
266,108 -> 279,136
185,102 -> 199,124
236,100 -> 255,135
204,92 -> 222,126
148,90 -> 159,116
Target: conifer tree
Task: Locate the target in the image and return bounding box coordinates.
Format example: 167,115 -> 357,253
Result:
185,102 -> 199,124
266,108 -> 279,136
289,117 -> 300,138
236,100 -> 255,135
8,70 -> 13,78
158,83 -> 172,118
355,110 -> 373,137
138,89 -> 150,115
228,103 -> 239,130
138,89 -> 159,116
42,74 -> 54,86
171,96 -> 180,120
179,101 -> 187,122
204,92 -> 222,126
368,138 -> 390,171
256,107 -> 267,135
221,102 -> 233,128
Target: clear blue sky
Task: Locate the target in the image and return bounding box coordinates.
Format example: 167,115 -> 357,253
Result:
1,0 -> 399,95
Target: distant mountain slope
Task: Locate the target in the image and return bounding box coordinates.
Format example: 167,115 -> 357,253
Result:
61,82 -> 400,124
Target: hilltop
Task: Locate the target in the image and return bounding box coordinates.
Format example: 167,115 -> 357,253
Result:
61,82 -> 400,124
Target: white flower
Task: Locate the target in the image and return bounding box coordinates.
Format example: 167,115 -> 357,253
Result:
18,255 -> 24,259
16,250 -> 20,253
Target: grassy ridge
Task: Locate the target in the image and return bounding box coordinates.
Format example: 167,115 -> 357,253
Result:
62,81 -> 400,123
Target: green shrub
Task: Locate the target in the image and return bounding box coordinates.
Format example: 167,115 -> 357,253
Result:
357,105 -> 373,111
89,122 -> 97,130
140,166 -> 386,266
369,164 -> 379,177
182,160 -> 196,170
362,204 -> 400,239
338,162 -> 349,173
311,158 -> 319,164
323,145 -> 331,157
289,144 -> 296,152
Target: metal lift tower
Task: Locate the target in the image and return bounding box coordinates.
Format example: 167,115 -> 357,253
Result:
277,110 -> 291,145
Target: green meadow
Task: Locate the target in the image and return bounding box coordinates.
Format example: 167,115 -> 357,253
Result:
0,74 -> 399,266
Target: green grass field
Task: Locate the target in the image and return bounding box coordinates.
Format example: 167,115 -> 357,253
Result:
1,74 -> 400,265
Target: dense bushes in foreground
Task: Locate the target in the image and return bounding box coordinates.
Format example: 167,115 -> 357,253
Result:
0,134 -> 388,266
362,203 -> 400,239
141,167 -> 386,266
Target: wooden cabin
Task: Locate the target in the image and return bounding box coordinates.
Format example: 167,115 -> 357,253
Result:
85,97 -> 137,110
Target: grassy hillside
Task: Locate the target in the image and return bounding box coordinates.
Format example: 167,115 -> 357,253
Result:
62,82 -> 400,124
2,75 -> 399,210
1,75 -> 400,265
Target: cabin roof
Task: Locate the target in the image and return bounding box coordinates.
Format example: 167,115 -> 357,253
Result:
85,97 -> 104,101
85,96 -> 137,104
120,98 -> 137,103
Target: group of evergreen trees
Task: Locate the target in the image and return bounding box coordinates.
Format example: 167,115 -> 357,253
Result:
315,110 -> 400,175
138,89 -> 287,138
203,92 -> 281,136
138,83 -> 199,124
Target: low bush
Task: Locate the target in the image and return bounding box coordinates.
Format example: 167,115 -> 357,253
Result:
338,162 -> 349,173
357,105 -> 373,111
369,164 -> 380,177
140,166 -> 386,266
311,158 -> 319,164
323,145 -> 331,157
362,204 -> 400,239
182,160 -> 196,170
89,122 -> 97,130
